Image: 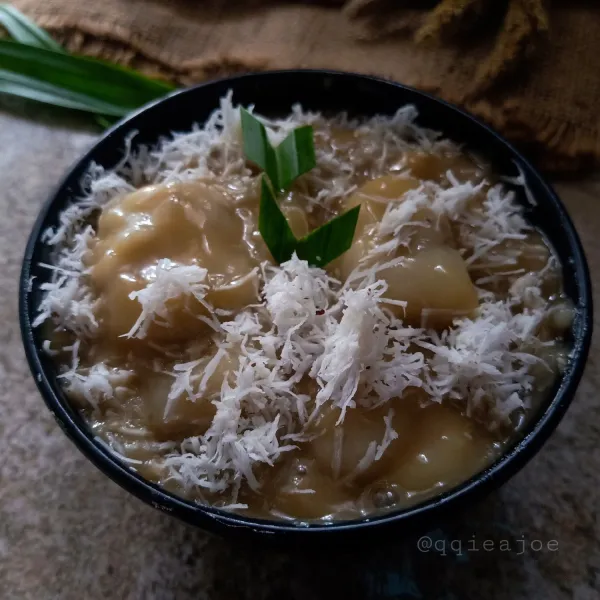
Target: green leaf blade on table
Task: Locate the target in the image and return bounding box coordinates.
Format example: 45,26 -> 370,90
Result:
0,39 -> 175,114
295,205 -> 361,268
258,176 -> 298,264
275,125 -> 316,192
0,4 -> 63,51
0,69 -> 130,115
240,107 -> 279,189
0,69 -> 132,115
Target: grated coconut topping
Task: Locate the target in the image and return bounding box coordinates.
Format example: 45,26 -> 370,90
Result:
32,93 -> 566,502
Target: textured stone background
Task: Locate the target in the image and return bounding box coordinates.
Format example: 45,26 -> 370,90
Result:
1,99 -> 598,600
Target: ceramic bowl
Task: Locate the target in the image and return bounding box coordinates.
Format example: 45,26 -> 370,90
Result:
19,71 -> 593,541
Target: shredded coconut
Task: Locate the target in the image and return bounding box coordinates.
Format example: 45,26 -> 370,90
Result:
418,299 -> 546,422
59,341 -> 132,410
33,93 -> 566,504
125,260 -> 211,339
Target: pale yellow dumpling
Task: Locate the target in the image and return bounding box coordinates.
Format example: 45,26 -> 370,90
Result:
307,405 -> 409,483
139,371 -> 216,440
387,403 -> 495,492
379,246 -> 479,328
347,175 -> 421,228
139,352 -> 235,440
405,151 -> 483,183
89,181 -> 265,341
333,176 -> 421,277
336,176 -> 479,328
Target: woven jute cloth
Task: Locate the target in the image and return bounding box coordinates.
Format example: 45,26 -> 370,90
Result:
10,0 -> 600,175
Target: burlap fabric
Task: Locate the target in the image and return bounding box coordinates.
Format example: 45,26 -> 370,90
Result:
10,0 -> 600,174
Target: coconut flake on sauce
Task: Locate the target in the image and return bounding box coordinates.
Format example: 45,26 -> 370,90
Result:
33,93 -> 572,517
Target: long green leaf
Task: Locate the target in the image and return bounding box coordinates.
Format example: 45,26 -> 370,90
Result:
0,6 -> 124,125
240,108 -> 278,186
296,206 -> 361,268
94,115 -> 117,128
258,176 -> 298,264
240,108 -> 315,192
276,125 -> 316,191
0,4 -> 62,51
0,39 -> 174,113
0,69 -> 130,115
241,107 -> 360,267
0,6 -> 115,125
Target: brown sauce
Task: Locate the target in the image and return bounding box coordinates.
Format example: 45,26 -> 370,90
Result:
48,129 -> 571,522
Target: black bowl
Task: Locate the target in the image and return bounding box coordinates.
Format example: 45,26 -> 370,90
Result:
19,70 -> 593,541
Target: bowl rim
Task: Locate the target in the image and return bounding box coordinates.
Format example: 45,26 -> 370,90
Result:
19,69 -> 593,538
